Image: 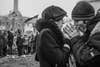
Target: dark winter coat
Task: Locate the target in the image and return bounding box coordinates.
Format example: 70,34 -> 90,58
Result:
0,34 -> 7,48
7,31 -> 14,47
36,19 -> 69,67
16,36 -> 24,46
71,17 -> 100,67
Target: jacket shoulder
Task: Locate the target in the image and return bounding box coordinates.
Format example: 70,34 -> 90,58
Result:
91,21 -> 100,36
40,28 -> 52,36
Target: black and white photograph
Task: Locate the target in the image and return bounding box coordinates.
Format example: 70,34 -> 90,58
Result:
0,0 -> 100,67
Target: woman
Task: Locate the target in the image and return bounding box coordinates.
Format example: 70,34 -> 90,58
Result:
36,5 -> 70,67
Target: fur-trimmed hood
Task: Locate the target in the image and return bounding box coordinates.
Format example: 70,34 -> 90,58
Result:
36,18 -> 64,47
36,19 -> 59,32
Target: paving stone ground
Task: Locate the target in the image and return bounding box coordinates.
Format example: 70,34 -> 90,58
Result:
0,53 -> 39,67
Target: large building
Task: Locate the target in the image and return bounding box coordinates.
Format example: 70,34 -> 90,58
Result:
7,0 -> 27,31
0,0 -> 29,31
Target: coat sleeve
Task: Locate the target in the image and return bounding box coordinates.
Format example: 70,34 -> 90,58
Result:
88,32 -> 100,51
71,32 -> 100,64
40,30 -> 65,64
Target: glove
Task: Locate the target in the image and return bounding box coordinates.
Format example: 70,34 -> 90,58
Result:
62,20 -> 81,39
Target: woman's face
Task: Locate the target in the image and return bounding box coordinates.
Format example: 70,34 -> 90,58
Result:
55,16 -> 68,29
55,19 -> 64,29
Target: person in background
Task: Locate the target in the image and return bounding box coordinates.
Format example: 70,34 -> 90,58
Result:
0,30 -> 7,57
2,30 -> 8,57
36,5 -> 70,67
7,30 -> 14,55
16,29 -> 24,56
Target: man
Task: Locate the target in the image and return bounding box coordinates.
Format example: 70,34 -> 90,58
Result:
0,30 -> 7,57
7,30 -> 14,55
66,1 -> 100,67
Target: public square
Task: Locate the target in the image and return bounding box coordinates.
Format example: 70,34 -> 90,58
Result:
0,53 -> 39,67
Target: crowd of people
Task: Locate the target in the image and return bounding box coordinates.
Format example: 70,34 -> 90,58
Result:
35,1 -> 100,67
0,28 -> 37,57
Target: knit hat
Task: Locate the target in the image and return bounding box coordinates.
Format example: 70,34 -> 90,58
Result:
72,1 -> 95,21
42,5 -> 67,21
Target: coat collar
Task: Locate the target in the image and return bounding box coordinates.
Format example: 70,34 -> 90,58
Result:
36,19 -> 64,47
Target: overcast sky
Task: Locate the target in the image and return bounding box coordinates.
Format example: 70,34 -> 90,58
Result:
0,0 -> 79,17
